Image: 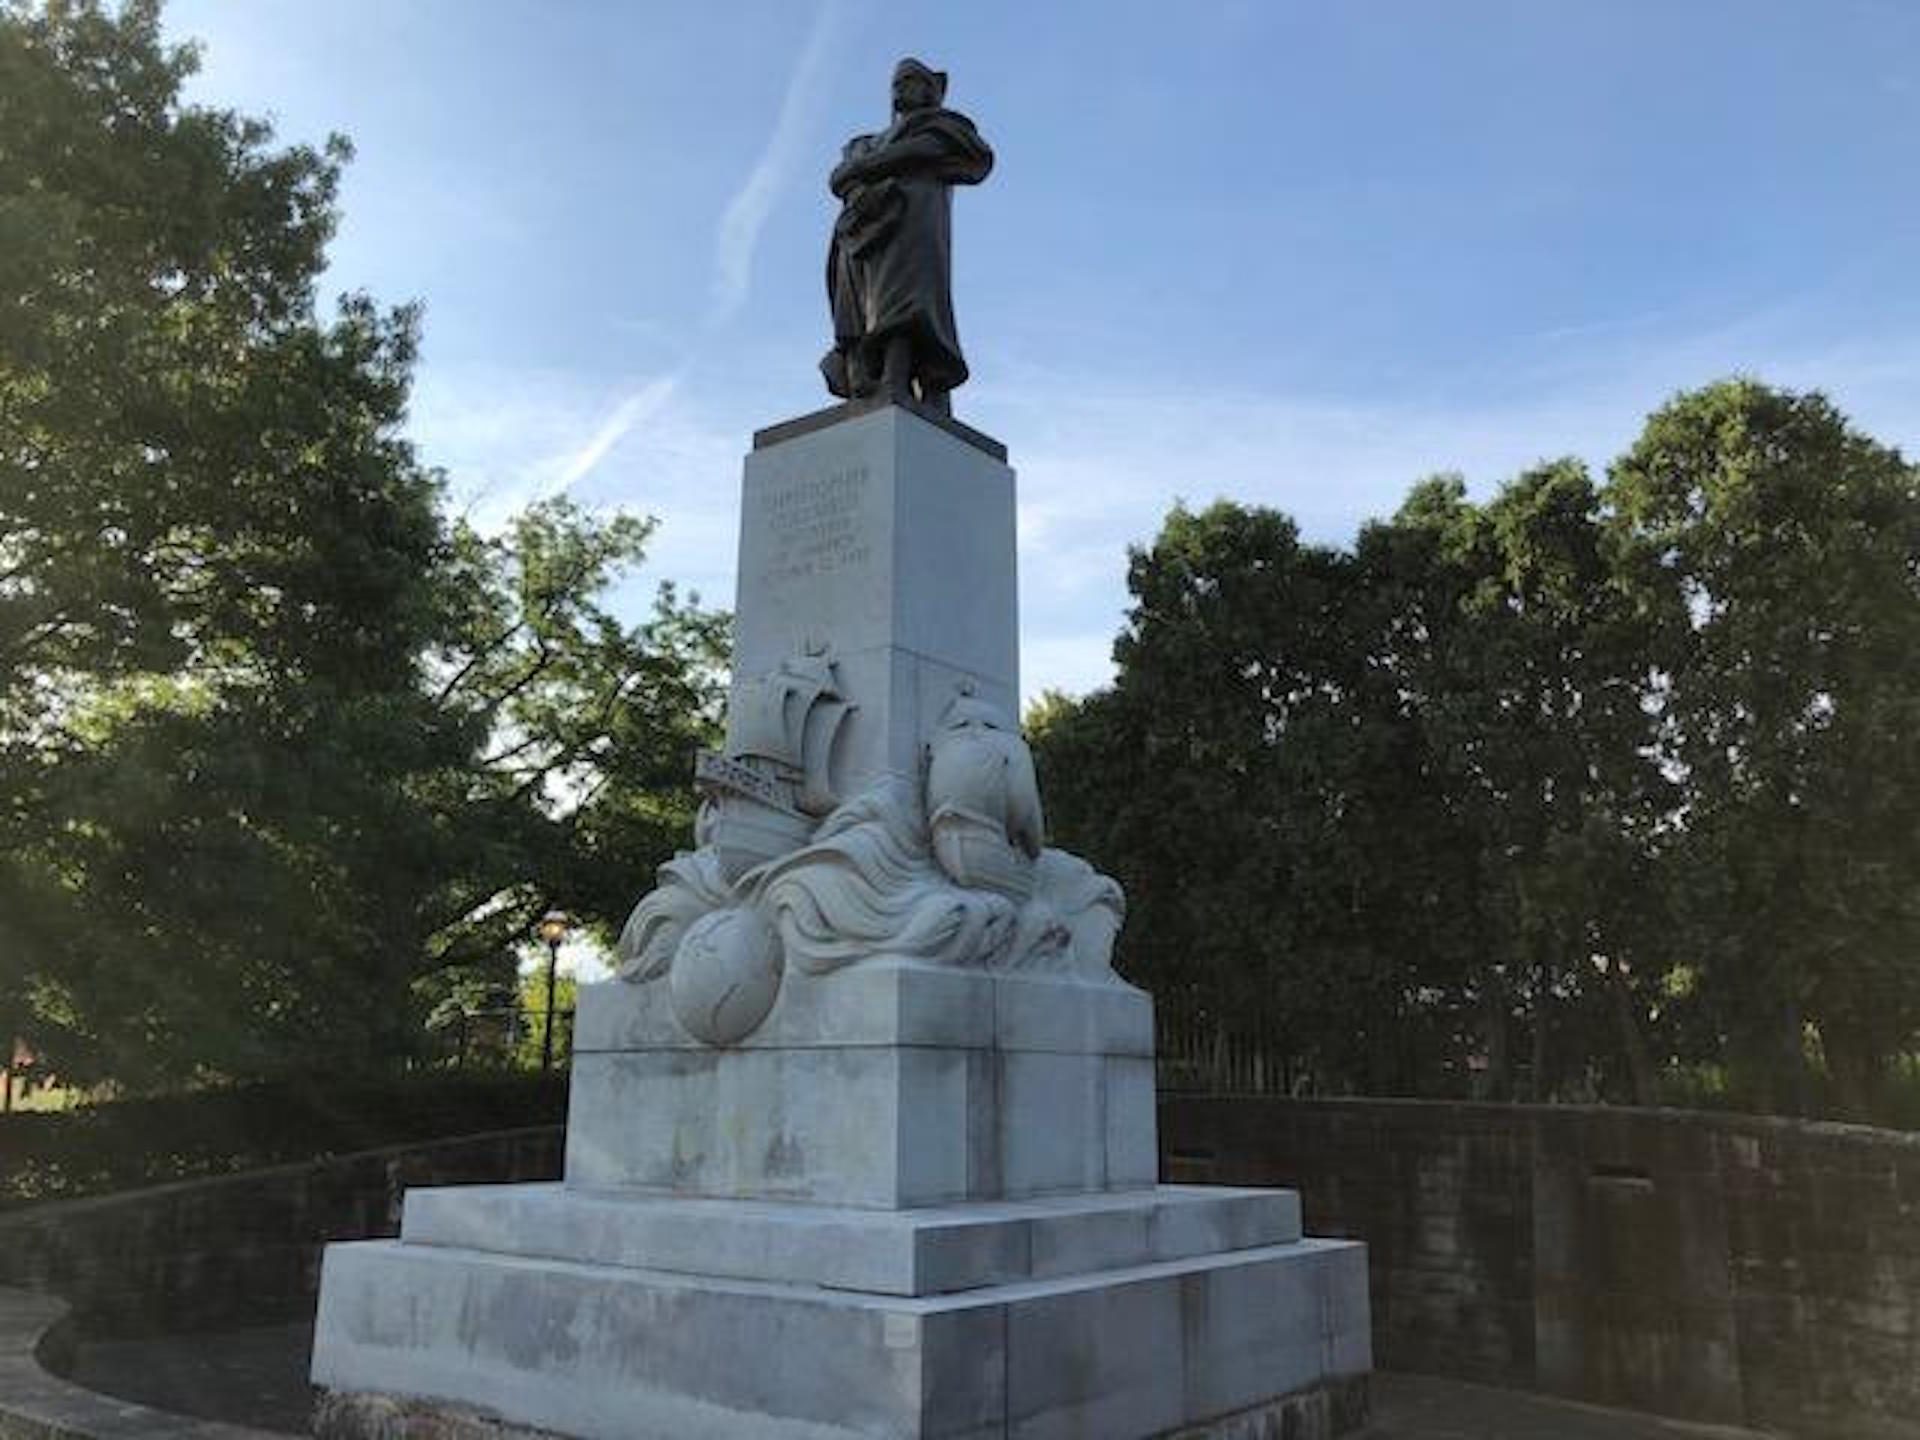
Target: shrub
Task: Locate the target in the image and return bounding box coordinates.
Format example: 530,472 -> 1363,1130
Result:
0,1073 -> 568,1209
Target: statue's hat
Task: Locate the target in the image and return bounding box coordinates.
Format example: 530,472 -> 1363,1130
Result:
892,56 -> 948,101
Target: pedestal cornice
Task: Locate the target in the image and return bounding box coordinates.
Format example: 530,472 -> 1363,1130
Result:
753,395 -> 1008,462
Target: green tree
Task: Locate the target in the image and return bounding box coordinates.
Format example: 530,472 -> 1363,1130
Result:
0,2 -> 725,1088
1,0 -> 453,1083
1041,382 -> 1920,1121
417,498 -> 727,984
1,0 -> 356,714
513,965 -> 579,1072
1375,467 -> 1672,1101
1037,477 -> 1674,1102
1037,501 -> 1479,1094
1607,380 -> 1920,1117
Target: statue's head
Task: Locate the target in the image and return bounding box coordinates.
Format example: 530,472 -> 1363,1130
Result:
892,57 -> 946,115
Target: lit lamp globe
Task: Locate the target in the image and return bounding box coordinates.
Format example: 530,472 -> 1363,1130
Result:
536,911 -> 570,948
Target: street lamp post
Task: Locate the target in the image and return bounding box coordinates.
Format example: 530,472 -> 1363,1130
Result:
535,910 -> 570,1074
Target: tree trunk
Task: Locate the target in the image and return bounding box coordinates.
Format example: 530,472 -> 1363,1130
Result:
1780,996 -> 1810,1118
1602,960 -> 1658,1106
1820,1014 -> 1884,1123
1482,976 -> 1511,1101
1532,950 -> 1552,1103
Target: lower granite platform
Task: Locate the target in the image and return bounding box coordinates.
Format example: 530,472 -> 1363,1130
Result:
311,1184 -> 1370,1440
396,1181 -> 1302,1297
314,1374 -> 1370,1440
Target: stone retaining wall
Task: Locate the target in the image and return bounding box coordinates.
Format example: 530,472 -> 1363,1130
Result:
1159,1096 -> 1920,1440
0,1126 -> 562,1336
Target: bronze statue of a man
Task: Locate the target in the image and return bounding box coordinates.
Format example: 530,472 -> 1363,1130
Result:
821,58 -> 993,416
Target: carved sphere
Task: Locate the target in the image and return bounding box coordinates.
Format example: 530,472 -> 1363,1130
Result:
669,906 -> 783,1046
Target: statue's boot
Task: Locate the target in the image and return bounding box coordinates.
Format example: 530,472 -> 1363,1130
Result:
820,349 -> 852,399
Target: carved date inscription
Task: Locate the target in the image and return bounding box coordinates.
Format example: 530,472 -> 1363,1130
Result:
759,465 -> 872,587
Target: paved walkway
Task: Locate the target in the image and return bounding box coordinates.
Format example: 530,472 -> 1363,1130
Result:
1368,1374 -> 1766,1439
59,1320 -> 1769,1439
64,1320 -> 315,1435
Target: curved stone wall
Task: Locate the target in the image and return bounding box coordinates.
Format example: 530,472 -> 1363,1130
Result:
1160,1096 -> 1920,1440
0,1126 -> 562,1337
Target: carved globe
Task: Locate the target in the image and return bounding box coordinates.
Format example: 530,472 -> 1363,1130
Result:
669,905 -> 784,1046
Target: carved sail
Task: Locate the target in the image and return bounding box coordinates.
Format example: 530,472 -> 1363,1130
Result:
734,665 -> 831,768
700,650 -> 854,881
798,697 -> 853,816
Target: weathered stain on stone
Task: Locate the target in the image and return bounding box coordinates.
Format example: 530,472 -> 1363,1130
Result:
763,1132 -> 805,1178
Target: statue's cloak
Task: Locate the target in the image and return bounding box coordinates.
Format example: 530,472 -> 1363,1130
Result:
825,107 -> 993,395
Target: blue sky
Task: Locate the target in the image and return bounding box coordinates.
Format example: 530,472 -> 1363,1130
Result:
165,0 -> 1920,702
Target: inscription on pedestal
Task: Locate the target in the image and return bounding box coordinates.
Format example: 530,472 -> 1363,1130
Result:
733,408 -> 1021,789
758,464 -> 873,587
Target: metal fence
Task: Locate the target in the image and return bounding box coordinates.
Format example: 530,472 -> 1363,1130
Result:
1155,1013 -> 1299,1096
429,1006 -> 576,1073
425,1003 -> 1301,1093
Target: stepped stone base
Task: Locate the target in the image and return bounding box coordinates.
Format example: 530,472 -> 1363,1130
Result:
314,1374 -> 1370,1440
310,1184 -> 1370,1440
396,1182 -> 1302,1295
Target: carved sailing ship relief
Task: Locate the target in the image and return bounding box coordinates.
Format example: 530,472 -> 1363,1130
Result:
619,663 -> 1126,1046
695,646 -> 855,882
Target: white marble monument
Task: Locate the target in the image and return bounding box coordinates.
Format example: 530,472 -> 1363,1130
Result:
308,399 -> 1372,1437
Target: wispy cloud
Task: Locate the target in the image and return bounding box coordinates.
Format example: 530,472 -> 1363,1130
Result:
409,364 -> 750,608
464,0 -> 841,534
711,0 -> 842,325
553,375 -> 681,491
412,369 -> 689,534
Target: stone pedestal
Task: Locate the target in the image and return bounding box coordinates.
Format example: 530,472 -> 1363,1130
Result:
731,401 -> 1019,800
567,962 -> 1158,1207
309,402 -> 1372,1438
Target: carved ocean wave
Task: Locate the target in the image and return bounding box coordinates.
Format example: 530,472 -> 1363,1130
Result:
751,775 -> 1017,974
614,847 -> 735,982
615,774 -> 1125,1001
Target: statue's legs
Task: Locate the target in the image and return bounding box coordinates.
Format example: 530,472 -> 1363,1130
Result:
879,334 -> 951,415
880,333 -> 915,403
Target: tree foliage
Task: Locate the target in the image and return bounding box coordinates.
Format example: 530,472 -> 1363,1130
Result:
0,2 -> 724,1089
1609,382 -> 1920,1116
1037,381 -> 1920,1121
